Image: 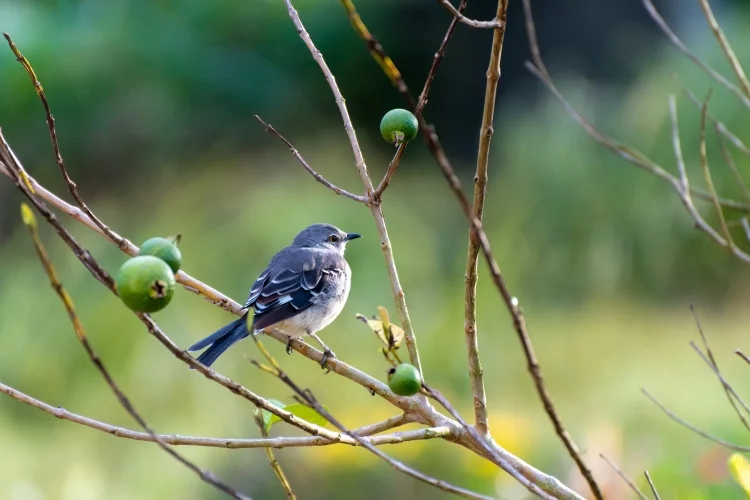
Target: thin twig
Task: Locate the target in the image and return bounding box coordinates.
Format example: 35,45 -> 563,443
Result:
18,205 -> 249,500
439,0 -> 503,29
697,92 -> 733,249
338,0 -> 415,107
643,389 -> 750,451
737,350 -> 750,366
644,471 -> 661,500
690,305 -> 750,432
697,0 -> 750,100
600,454 -> 649,500
680,83 -> 750,159
640,0 -> 750,110
463,0 -> 509,439
3,33 -> 128,250
283,0 -> 422,373
0,380 -> 447,449
254,115 -> 367,203
668,97 -> 750,263
371,142 -> 407,201
255,415 -> 296,500
715,128 -> 750,201
353,414 -> 410,436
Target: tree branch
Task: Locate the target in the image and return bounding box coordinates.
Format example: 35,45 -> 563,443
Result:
640,0 -> 750,110
463,0 -> 509,438
439,0 -> 503,29
0,379 -> 449,449
696,0 -> 750,100
254,115 -> 367,203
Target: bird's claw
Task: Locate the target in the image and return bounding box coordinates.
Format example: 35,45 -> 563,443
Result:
285,337 -> 294,355
320,349 -> 336,372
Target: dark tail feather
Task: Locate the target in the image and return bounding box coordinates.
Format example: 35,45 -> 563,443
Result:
189,315 -> 249,367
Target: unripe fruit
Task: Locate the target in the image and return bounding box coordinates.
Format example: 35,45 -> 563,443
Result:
387,363 -> 422,396
138,236 -> 182,273
380,109 -> 418,146
115,256 -> 176,313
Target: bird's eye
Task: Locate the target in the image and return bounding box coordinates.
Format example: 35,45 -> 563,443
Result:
329,234 -> 340,243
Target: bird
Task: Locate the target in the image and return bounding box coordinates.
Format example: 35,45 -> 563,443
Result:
188,223 -> 361,369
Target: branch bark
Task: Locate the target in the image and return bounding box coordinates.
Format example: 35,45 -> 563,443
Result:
464,0 -> 508,438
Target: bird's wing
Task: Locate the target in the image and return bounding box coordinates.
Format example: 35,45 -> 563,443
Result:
243,247 -> 344,332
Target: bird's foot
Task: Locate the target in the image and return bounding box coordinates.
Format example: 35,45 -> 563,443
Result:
320,348 -> 336,372
285,336 -> 294,355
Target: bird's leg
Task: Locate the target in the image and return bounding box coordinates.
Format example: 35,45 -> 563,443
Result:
285,335 -> 295,355
309,333 -> 335,370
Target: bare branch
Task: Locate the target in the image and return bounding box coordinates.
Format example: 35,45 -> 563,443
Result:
353,414 -> 409,436
254,415 -> 297,500
3,33 -> 128,250
642,389 -> 750,452
640,0 -> 750,110
698,92 -> 734,248
463,0 -> 509,439
18,205 -> 248,500
283,0 -> 422,373
697,0 -> 750,100
0,379 -> 448,449
668,96 -> 750,264
644,471 -> 661,500
715,128 -> 750,201
690,305 -> 750,432
439,1 -> 503,29
371,142 -> 407,201
680,84 -> 750,159
600,455 -> 649,500
254,115 -> 367,203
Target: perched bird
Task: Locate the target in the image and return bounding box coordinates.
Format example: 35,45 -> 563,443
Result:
188,223 -> 361,368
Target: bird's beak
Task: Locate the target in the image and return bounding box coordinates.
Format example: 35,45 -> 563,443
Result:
345,233 -> 362,241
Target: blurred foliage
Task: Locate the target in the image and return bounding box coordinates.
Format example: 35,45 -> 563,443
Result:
3,0 -> 750,499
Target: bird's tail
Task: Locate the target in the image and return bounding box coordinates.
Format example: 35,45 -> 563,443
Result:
188,314 -> 250,367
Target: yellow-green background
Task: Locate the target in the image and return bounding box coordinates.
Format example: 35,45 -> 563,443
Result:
2,0 -> 750,498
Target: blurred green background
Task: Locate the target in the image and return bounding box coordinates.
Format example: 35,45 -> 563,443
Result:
3,0 -> 750,498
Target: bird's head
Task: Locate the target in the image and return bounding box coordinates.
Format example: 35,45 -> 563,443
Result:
292,223 -> 361,255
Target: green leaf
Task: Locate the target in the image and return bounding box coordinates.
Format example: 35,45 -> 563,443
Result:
266,403 -> 328,431
728,453 -> 750,498
255,399 -> 286,433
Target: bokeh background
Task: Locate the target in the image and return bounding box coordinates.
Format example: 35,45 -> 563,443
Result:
2,0 -> 750,498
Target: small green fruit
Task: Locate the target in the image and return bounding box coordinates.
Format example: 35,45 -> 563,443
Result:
115,256 -> 176,313
380,108 -> 418,145
138,236 -> 182,273
387,363 -> 422,396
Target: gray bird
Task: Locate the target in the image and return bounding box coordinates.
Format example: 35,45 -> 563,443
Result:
188,223 -> 361,368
